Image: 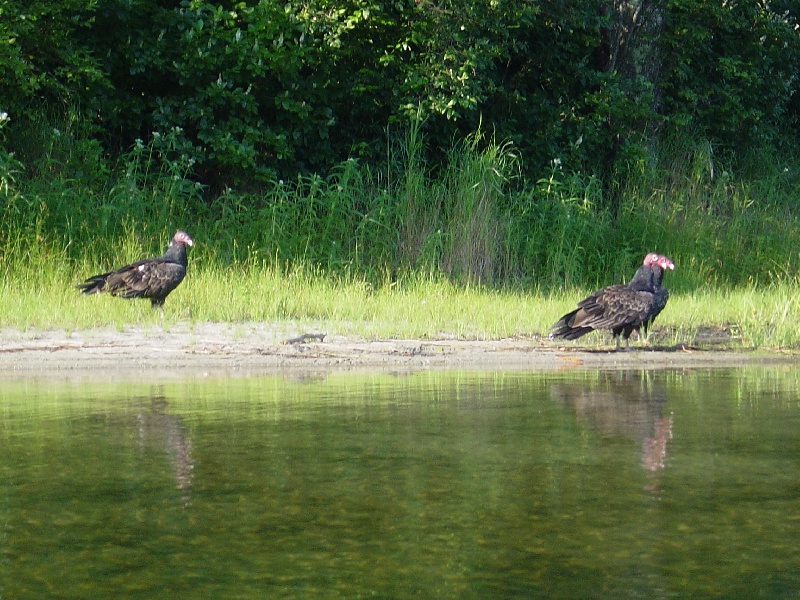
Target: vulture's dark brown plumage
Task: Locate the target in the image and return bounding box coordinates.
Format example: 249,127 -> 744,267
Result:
549,253 -> 675,349
77,230 -> 193,313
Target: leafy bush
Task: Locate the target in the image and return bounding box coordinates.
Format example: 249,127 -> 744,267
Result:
2,0 -> 799,188
660,1 -> 800,149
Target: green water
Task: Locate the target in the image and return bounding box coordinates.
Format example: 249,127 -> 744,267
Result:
1,368 -> 799,598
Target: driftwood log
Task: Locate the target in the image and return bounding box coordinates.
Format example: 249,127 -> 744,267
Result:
283,333 -> 326,345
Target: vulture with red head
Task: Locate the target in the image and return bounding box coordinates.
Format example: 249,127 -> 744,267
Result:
549,253 -> 675,350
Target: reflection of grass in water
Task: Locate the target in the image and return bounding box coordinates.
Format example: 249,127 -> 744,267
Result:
2,369 -> 800,598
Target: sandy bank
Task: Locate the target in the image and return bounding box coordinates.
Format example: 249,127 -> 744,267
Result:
0,323 -> 796,381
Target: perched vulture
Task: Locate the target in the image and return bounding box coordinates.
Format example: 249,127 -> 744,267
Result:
549,253 -> 675,350
78,230 -> 193,315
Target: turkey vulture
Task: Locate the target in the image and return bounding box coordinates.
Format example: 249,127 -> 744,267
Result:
77,230 -> 193,315
638,254 -> 673,337
549,253 -> 675,350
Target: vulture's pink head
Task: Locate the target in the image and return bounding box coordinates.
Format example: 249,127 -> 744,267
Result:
643,252 -> 674,270
174,231 -> 194,247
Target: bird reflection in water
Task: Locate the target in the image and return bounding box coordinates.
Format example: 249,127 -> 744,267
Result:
134,395 -> 195,505
549,371 -> 673,472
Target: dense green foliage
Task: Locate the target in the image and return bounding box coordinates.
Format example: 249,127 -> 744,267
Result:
2,0 -> 798,183
1,0 -> 800,303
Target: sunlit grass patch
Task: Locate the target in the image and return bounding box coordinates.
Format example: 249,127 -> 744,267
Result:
182,265 -> 547,340
633,284 -> 800,350
3,248 -> 800,351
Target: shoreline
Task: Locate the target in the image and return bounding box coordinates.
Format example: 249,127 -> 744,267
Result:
1,323 -> 797,380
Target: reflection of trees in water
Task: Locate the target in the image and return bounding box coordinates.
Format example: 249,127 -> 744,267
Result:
549,371 -> 672,471
132,395 -> 194,503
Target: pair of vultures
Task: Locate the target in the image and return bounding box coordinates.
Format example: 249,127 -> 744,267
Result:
548,252 -> 675,350
78,231 -> 674,350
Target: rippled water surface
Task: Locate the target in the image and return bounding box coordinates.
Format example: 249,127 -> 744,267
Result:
1,367 -> 800,598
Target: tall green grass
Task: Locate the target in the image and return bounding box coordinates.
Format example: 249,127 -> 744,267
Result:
3,116 -> 800,347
